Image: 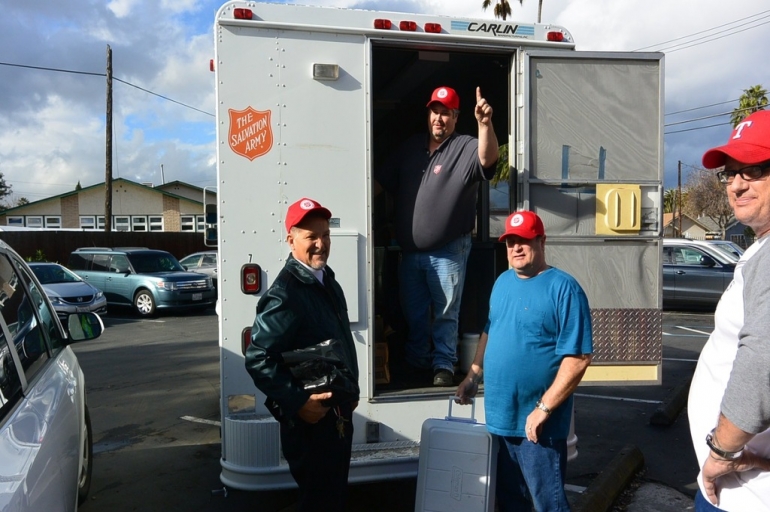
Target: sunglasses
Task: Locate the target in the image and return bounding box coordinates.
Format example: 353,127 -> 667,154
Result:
716,162 -> 770,184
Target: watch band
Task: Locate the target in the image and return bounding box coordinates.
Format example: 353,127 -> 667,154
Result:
536,399 -> 551,415
706,429 -> 744,460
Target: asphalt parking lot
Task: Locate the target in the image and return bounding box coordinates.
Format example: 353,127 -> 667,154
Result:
72,308 -> 712,511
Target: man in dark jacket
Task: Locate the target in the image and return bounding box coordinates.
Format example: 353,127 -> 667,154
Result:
245,197 -> 359,512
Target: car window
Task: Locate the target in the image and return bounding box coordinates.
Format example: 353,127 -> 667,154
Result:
110,255 -> 131,273
180,255 -> 199,268
92,254 -> 111,272
16,261 -> 66,352
674,247 -> 712,266
68,251 -> 91,271
128,253 -> 184,273
0,254 -> 50,387
202,254 -> 216,266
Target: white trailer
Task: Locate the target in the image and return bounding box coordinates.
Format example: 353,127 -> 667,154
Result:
212,1 -> 664,490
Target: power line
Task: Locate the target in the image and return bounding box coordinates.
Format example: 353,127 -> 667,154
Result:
656,17 -> 770,54
633,9 -> 770,51
0,61 -> 214,117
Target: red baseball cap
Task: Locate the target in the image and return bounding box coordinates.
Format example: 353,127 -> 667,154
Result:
702,110 -> 770,169
426,86 -> 460,110
285,197 -> 331,233
498,211 -> 545,242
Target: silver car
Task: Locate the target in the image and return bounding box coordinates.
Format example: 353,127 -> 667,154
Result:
29,263 -> 107,320
179,250 -> 218,287
0,239 -> 104,512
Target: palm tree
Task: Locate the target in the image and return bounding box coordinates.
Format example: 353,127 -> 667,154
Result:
730,85 -> 768,127
483,0 -> 544,22
663,189 -> 678,214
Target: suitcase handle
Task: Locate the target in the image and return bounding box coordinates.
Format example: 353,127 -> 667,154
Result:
447,396 -> 477,423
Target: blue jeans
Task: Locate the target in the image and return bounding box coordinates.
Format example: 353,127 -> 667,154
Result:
695,489 -> 725,511
496,436 -> 570,512
399,234 -> 472,372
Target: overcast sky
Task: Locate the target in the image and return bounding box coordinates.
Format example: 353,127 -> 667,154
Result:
1,0 -> 767,204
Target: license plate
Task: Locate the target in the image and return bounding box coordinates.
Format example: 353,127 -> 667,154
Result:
192,293 -> 202,301
76,306 -> 89,313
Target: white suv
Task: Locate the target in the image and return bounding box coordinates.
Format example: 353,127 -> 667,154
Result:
0,239 -> 103,511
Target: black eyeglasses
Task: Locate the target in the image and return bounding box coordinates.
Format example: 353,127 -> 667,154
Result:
716,162 -> 770,184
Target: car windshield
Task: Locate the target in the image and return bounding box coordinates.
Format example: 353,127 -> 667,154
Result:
31,264 -> 83,284
128,253 -> 185,273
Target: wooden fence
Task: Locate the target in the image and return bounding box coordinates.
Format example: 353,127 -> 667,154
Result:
0,231 -> 212,264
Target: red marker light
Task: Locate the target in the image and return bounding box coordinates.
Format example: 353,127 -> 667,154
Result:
242,327 -> 252,355
241,264 -> 262,294
424,23 -> 442,33
234,8 -> 253,20
547,31 -> 565,42
210,59 -> 215,72
399,21 -> 417,31
374,19 -> 392,30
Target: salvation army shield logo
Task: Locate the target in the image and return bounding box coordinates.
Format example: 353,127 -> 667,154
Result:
228,107 -> 273,161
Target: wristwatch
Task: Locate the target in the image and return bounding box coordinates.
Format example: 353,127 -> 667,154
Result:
706,429 -> 744,460
535,399 -> 551,415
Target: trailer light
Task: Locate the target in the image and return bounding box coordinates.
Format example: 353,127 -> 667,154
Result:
547,31 -> 565,42
424,23 -> 441,33
313,63 -> 340,81
234,8 -> 253,20
210,59 -> 215,72
374,19 -> 392,30
242,327 -> 252,355
241,264 -> 262,294
399,21 -> 417,31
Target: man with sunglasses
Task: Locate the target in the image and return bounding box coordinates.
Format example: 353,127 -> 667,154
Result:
688,109 -> 770,511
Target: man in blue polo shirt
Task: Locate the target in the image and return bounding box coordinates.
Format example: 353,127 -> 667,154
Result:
457,210 -> 593,511
376,85 -> 499,386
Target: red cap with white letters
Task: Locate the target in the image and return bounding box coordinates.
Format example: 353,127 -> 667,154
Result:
426,86 -> 460,110
285,198 -> 332,233
498,211 -> 545,241
702,110 -> 770,169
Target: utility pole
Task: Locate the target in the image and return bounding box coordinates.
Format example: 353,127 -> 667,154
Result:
677,160 -> 682,238
105,45 -> 113,233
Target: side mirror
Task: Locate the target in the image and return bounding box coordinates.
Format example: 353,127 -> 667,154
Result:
67,312 -> 104,342
700,255 -> 716,268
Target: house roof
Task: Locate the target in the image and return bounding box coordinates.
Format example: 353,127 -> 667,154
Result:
0,177 -> 204,215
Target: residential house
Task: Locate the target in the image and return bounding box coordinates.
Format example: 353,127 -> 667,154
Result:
0,178 -> 215,233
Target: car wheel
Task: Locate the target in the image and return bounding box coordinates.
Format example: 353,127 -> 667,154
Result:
78,405 -> 93,505
134,290 -> 156,317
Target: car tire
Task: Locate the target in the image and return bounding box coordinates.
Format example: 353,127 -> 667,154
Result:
134,289 -> 156,317
78,405 -> 93,505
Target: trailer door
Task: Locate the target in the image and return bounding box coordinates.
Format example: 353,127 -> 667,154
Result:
518,51 -> 664,385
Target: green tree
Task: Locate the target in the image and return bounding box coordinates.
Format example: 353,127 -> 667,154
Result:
684,168 -> 733,238
663,189 -> 677,214
483,0 -> 544,22
491,143 -> 510,187
730,85 -> 768,127
76,181 -> 82,191
0,173 -> 13,210
15,197 -> 29,206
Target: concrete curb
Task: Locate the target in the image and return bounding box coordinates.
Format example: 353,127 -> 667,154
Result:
650,378 -> 692,427
573,444 -> 645,512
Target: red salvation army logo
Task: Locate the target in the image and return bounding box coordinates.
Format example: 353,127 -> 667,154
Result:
511,214 -> 524,227
437,88 -> 448,99
433,165 -> 442,175
300,200 -> 316,210
228,107 -> 273,161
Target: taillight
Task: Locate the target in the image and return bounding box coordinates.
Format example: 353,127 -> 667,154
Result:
547,31 -> 565,42
241,264 -> 262,294
242,327 -> 252,355
374,19 -> 392,30
234,8 -> 253,20
399,21 -> 417,31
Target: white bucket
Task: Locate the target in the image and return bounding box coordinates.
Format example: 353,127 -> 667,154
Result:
458,333 -> 480,374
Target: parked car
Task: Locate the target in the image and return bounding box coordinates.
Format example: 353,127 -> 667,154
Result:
67,247 -> 216,317
663,239 -> 736,309
0,239 -> 104,512
29,262 -> 107,320
179,250 -> 218,287
705,239 -> 744,262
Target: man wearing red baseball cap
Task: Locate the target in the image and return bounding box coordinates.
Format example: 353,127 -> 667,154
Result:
688,109 -> 770,511
245,197 -> 360,512
456,210 -> 593,512
375,85 -> 499,387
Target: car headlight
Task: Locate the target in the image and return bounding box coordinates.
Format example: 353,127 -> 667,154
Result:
49,296 -> 64,305
96,291 -> 104,299
154,281 -> 177,291
207,277 -> 213,288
